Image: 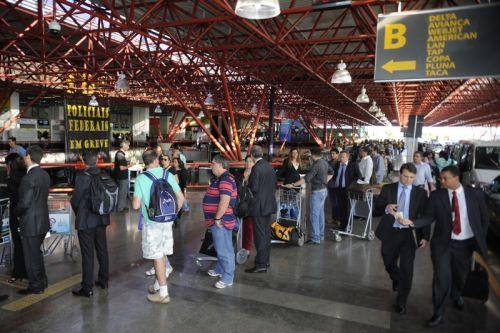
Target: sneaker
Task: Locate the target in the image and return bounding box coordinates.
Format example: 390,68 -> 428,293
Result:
147,293 -> 170,304
166,266 -> 173,278
148,285 -> 157,295
145,266 -> 174,278
214,281 -> 233,289
207,270 -> 222,277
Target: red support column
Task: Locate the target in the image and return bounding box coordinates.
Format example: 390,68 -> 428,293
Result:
247,88 -> 267,155
220,63 -> 242,160
160,80 -> 233,160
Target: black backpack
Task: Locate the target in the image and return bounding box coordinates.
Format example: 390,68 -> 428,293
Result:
143,170 -> 178,223
85,171 -> 118,215
234,179 -> 253,218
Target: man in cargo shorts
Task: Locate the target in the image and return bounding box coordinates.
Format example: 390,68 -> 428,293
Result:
133,150 -> 184,304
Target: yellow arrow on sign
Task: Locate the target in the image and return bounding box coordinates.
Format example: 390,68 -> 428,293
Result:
382,59 -> 417,74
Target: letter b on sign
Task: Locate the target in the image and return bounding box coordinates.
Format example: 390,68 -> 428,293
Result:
384,24 -> 407,49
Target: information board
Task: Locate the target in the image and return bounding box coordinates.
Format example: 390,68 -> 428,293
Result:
374,3 -> 500,82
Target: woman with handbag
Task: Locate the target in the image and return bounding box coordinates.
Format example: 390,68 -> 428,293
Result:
240,156 -> 255,255
5,153 -> 27,283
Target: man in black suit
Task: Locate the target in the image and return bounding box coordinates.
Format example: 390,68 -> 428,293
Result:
71,151 -> 110,297
375,163 -> 430,315
400,165 -> 489,327
15,145 -> 50,295
246,145 -> 277,273
333,151 -> 360,230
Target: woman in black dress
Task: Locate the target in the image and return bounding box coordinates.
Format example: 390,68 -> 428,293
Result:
159,153 -> 179,183
278,148 -> 304,185
5,153 -> 27,283
173,157 -> 189,225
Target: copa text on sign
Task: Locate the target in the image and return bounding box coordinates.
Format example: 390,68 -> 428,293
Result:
374,3 -> 500,82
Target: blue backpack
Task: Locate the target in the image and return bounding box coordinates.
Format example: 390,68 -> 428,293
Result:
143,170 -> 178,223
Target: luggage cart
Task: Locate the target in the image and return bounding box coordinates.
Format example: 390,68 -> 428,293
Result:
43,194 -> 76,257
332,187 -> 375,242
0,198 -> 12,267
273,186 -> 305,246
191,218 -> 248,267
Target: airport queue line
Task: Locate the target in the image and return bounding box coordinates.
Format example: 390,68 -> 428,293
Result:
0,144 -> 499,332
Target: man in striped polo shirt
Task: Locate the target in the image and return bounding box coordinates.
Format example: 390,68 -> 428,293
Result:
203,154 -> 238,289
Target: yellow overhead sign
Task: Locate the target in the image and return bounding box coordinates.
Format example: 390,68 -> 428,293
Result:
374,3 -> 500,82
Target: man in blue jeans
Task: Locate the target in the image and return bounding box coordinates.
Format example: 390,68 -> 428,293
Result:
286,148 -> 332,244
202,155 -> 238,288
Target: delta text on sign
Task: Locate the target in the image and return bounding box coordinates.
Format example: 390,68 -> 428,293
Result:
65,104 -> 110,153
374,3 -> 500,82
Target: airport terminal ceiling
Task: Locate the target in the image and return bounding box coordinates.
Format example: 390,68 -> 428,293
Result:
0,0 -> 499,129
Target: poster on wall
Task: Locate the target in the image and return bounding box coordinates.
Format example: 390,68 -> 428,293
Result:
64,101 -> 111,162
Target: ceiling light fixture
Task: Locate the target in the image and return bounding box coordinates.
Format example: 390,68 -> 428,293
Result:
48,20 -> 61,35
368,101 -> 378,113
154,105 -> 162,114
88,95 -> 98,107
331,60 -> 351,84
235,0 -> 280,20
204,92 -> 215,106
356,86 -> 369,103
115,72 -> 129,92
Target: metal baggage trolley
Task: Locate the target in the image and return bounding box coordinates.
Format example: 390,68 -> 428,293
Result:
192,217 -> 248,267
332,186 -> 375,242
273,186 -> 305,246
43,193 -> 76,257
0,198 -> 12,266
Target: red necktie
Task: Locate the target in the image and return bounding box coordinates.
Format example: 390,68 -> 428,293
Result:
452,191 -> 461,235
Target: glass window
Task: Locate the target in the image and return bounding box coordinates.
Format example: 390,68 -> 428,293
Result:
475,147 -> 500,170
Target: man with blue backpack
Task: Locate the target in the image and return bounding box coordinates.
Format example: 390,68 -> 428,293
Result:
71,151 -> 117,297
133,150 -> 185,304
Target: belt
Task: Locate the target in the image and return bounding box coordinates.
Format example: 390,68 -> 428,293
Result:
415,184 -> 425,189
451,237 -> 475,243
393,227 -> 411,232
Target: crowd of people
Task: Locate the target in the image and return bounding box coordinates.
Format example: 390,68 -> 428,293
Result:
0,139 -> 489,328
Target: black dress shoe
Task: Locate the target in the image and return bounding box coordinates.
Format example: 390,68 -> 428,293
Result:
0,294 -> 8,302
245,267 -> 267,273
95,281 -> 108,290
72,288 -> 93,298
454,297 -> 464,311
393,304 -> 406,315
18,288 -> 43,295
427,314 -> 444,327
305,240 -> 320,245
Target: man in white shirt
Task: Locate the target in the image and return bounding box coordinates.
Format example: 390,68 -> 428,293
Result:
412,151 -> 435,192
400,165 -> 489,327
357,146 -> 373,184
